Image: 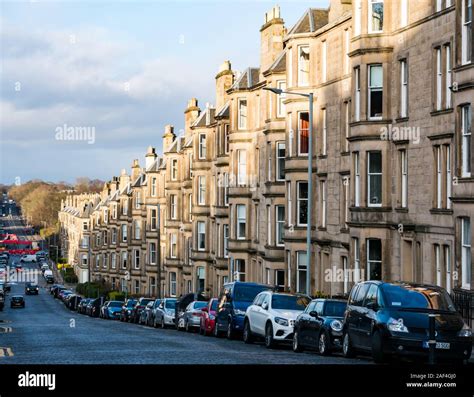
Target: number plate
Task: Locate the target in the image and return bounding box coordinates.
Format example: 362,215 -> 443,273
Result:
422,341 -> 450,350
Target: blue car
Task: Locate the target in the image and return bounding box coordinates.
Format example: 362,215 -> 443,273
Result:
100,300 -> 123,320
214,281 -> 272,339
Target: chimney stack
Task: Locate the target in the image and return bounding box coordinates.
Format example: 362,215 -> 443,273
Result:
163,124 -> 176,153
145,146 -> 157,170
215,61 -> 233,110
131,159 -> 141,181
260,5 -> 285,76
184,99 -> 200,139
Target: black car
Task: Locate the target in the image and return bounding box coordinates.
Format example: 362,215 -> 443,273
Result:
120,299 -> 137,322
25,283 -> 39,295
52,285 -> 66,298
342,281 -> 473,363
10,295 -> 25,308
50,284 -> 64,294
293,299 -> 347,355
86,298 -> 103,317
66,295 -> 82,310
77,298 -> 91,314
130,298 -> 154,323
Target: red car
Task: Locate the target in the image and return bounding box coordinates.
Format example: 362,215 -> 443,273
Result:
199,298 -> 219,336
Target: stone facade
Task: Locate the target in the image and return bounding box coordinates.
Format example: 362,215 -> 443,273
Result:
59,0 -> 473,298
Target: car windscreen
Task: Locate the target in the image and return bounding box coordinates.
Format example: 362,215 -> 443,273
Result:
126,301 -> 136,307
234,285 -> 270,302
271,295 -> 310,310
323,301 -> 347,317
109,301 -> 122,307
140,299 -> 153,306
165,300 -> 176,309
210,300 -> 218,311
193,301 -> 207,310
383,284 -> 456,312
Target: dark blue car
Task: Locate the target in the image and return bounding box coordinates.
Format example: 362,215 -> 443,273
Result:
214,281 -> 272,339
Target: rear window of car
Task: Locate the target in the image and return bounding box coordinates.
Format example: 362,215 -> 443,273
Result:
193,301 -> 207,309
272,295 -> 310,310
323,301 -> 347,317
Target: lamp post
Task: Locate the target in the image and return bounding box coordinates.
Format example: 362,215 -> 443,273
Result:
264,87 -> 314,296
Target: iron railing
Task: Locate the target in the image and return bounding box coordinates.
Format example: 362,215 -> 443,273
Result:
451,288 -> 474,328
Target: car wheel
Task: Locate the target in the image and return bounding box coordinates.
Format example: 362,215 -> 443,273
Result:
161,318 -> 166,329
342,332 -> 356,358
226,320 -> 234,340
318,331 -> 331,356
243,320 -> 253,344
265,323 -> 275,349
213,322 -> 221,338
371,330 -> 386,364
293,330 -> 303,353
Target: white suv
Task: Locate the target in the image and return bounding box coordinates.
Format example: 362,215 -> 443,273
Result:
243,291 -> 311,348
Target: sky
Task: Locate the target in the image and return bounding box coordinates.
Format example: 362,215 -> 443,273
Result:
0,0 -> 328,184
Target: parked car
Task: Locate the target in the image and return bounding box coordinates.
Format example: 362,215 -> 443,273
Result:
120,299 -> 137,322
25,282 -> 39,295
14,262 -> 22,270
20,254 -> 36,263
146,299 -> 162,326
10,295 -> 25,308
176,293 -> 208,330
293,299 -> 347,355
66,295 -> 82,310
180,301 -> 208,332
100,300 -> 123,320
41,264 -> 50,273
0,291 -> 4,311
199,298 -> 219,336
152,298 -> 177,328
86,298 -> 103,317
58,289 -> 73,301
342,281 -> 473,364
0,281 -> 11,293
214,281 -> 273,339
77,298 -> 91,314
52,285 -> 66,298
130,298 -> 154,323
243,291 -> 310,348
139,300 -> 156,325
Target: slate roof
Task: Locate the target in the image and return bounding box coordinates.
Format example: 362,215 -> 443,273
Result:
287,8 -> 329,35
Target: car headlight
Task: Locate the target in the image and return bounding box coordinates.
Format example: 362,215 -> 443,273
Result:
274,317 -> 289,326
127,310 -> 131,314
234,309 -> 246,316
330,319 -> 343,332
457,323 -> 472,338
387,317 -> 409,333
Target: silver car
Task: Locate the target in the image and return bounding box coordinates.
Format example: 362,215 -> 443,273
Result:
152,298 -> 177,328
182,301 -> 208,332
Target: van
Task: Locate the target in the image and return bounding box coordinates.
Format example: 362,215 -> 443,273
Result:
43,269 -> 54,283
20,254 -> 36,263
214,281 -> 272,339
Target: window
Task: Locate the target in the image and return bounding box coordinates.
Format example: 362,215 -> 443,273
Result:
342,177 -> 349,226
237,150 -> 247,186
170,194 -> 177,219
121,252 -> 127,269
102,254 -> 107,269
238,99 -> 247,130
275,270 -> 285,289
367,239 -> 382,280
298,112 -> 309,155
223,173 -> 229,205
112,204 -> 117,219
196,267 -> 205,293
223,224 -> 229,258
121,224 -> 127,242
344,29 -> 350,74
436,0 -> 442,11
321,40 -> 327,83
296,251 -> 307,294
320,180 -> 327,228
198,134 -> 206,159
149,242 -> 156,264
435,146 -> 442,208
236,204 -> 246,239
135,192 -> 141,209
444,245 -> 451,292
353,237 -> 361,282
197,221 -> 206,251
297,181 -> 308,226
368,65 -> 383,119
150,208 -> 157,230
446,145 -> 452,209
122,199 -> 128,216
461,105 -> 472,177
342,256 -> 349,294
198,176 -> 206,205
368,151 -> 382,206
171,159 -> 178,180
354,67 -> 361,122
276,142 -> 285,181
434,244 -> 441,286
400,0 -> 408,27
95,255 -> 100,269
188,193 -> 192,220
369,0 -> 384,33
83,222 -> 88,231
134,250 -> 140,269
224,124 -> 230,154
277,81 -> 286,117
436,48 -> 442,111
288,112 -> 293,156
81,236 -> 89,248
400,150 -> 408,208
461,218 -> 472,289
111,228 -> 117,244
103,208 -> 108,223
321,108 -> 327,155
134,219 -> 141,240
170,234 -> 177,258
235,259 -> 246,281
344,101 -> 350,152
134,280 -> 140,295
287,183 -> 292,226
462,0 -> 472,65
400,59 -> 408,118
276,206 -> 285,246
111,253 -> 116,269
169,272 -> 177,297
151,177 -> 157,197
445,44 -> 452,109
254,204 -> 259,242
354,0 -> 361,36
298,45 -> 310,86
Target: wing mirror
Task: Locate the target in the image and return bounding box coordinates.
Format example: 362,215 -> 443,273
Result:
262,302 -> 269,310
309,310 -> 319,318
366,302 -> 378,311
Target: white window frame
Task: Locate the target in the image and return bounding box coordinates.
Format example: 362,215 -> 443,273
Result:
170,234 -> 177,258
298,111 -> 309,156
321,40 -> 327,83
197,221 -> 206,251
134,219 -> 141,240
353,237 -> 361,282
400,59 -> 408,118
461,105 -> 472,177
321,180 -> 327,228
436,146 -> 442,209
121,251 -> 127,269
276,142 -> 285,181
275,205 -> 285,247
277,80 -> 286,118
236,204 -> 246,240
354,0 -> 362,36
367,238 -> 382,280
354,67 -> 361,122
446,145 -> 452,209
198,133 -> 207,159
344,29 -> 350,74
462,0 -> 472,65
368,64 -> 383,120
321,108 -> 327,155
368,0 -> 384,34
149,242 -> 156,265
444,245 -> 451,292
151,177 -> 157,197
170,194 -> 177,220
171,159 -> 178,180
297,45 -> 310,87
296,251 -> 308,294
445,44 -> 452,109
436,48 -> 442,111
134,249 -> 140,269
170,272 -> 177,297
367,151 -> 383,207
401,149 -> 408,208
461,217 -> 472,289
287,182 -> 292,227
198,175 -> 206,205
111,253 -> 116,269
400,0 -> 408,27
238,99 -> 247,130
121,224 -> 127,242
223,224 -> 229,258
237,149 -> 247,186
297,181 -> 308,226
150,208 -> 157,231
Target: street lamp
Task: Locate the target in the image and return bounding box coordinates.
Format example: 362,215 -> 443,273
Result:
264,87 -> 314,296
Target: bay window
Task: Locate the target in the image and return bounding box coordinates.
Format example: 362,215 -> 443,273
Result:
368,64 -> 383,119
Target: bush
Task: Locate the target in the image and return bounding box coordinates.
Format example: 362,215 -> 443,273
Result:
64,274 -> 78,284
108,291 -> 125,302
76,282 -> 109,298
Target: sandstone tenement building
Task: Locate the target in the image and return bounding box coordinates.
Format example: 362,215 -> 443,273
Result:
59,0 -> 473,298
